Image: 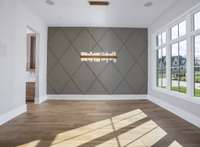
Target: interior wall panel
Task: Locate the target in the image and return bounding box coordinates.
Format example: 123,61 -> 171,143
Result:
47,27 -> 148,94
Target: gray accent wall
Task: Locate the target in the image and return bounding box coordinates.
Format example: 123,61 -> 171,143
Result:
47,27 -> 147,94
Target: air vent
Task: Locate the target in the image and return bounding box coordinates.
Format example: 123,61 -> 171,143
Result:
89,1 -> 109,6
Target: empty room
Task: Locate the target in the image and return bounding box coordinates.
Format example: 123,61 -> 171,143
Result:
1,0 -> 200,146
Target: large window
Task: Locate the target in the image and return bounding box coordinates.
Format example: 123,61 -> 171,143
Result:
170,21 -> 187,94
171,40 -> 187,93
156,32 -> 167,88
194,35 -> 200,96
155,7 -> 200,99
194,11 -> 200,97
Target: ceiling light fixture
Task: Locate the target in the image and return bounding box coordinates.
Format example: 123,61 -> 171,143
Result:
46,0 -> 55,5
89,1 -> 110,6
144,2 -> 153,7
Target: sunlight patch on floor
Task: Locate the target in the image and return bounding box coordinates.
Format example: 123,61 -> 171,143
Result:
118,120 -> 167,146
16,109 -> 184,147
126,126 -> 167,146
169,140 -> 183,147
112,112 -> 147,130
52,124 -> 114,147
50,109 -> 146,147
17,140 -> 40,147
96,138 -> 119,147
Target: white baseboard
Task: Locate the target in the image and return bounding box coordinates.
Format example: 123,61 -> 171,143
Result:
148,95 -> 200,128
35,95 -> 47,104
47,95 -> 148,101
0,104 -> 27,125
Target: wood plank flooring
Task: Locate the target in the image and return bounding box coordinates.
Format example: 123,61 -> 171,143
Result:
0,100 -> 200,147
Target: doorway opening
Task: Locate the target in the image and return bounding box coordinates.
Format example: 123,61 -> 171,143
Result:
26,27 -> 37,103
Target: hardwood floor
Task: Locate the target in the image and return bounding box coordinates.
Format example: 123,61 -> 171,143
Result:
0,100 -> 200,147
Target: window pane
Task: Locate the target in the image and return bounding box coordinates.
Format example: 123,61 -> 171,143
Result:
195,67 -> 200,96
195,35 -> 200,67
162,47 -> 166,57
170,41 -> 187,94
195,35 -> 200,96
179,65 -> 187,93
162,32 -> 167,44
156,32 -> 167,89
157,70 -> 162,87
171,68 -> 179,92
179,41 -> 187,93
157,49 -> 162,69
162,47 -> 166,69
171,25 -> 178,40
194,11 -> 200,31
179,21 -> 186,37
171,43 -> 179,67
162,69 -> 167,88
158,48 -> 162,58
158,34 -> 162,46
179,66 -> 186,81
179,40 -> 187,67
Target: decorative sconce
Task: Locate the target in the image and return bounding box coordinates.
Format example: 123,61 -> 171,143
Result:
80,51 -> 117,63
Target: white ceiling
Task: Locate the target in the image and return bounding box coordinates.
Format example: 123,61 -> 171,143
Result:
22,0 -> 177,28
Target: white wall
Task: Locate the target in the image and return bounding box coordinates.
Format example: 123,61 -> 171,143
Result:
148,0 -> 200,127
0,0 -> 47,118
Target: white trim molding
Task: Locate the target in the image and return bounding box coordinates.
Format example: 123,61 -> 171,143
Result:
0,104 -> 27,125
47,95 -> 148,101
148,95 -> 200,128
35,95 -> 47,104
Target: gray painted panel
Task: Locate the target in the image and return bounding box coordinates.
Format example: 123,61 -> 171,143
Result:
47,27 -> 148,94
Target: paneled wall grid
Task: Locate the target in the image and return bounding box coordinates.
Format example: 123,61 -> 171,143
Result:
47,27 -> 147,94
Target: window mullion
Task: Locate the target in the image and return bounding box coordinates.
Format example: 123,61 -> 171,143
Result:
186,15 -> 194,96
166,28 -> 171,91
161,48 -> 163,88
178,42 -> 180,92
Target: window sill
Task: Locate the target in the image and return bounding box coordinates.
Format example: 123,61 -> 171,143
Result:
152,87 -> 200,105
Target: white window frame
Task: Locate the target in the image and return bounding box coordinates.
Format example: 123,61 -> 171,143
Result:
156,32 -> 167,88
192,9 -> 200,97
170,19 -> 187,94
152,3 -> 200,104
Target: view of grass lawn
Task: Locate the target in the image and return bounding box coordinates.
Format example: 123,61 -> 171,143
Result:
195,72 -> 200,96
171,86 -> 200,97
195,76 -> 200,82
195,73 -> 200,82
158,74 -> 200,96
171,86 -> 187,94
195,88 -> 200,96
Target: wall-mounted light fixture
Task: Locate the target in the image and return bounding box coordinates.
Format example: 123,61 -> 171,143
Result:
80,52 -> 117,63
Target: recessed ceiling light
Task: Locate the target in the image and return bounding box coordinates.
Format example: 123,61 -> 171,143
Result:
46,0 -> 55,5
144,2 -> 153,7
89,1 -> 110,6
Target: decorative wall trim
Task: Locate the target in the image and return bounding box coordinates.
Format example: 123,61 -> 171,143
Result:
0,104 -> 27,125
148,95 -> 200,128
47,95 -> 148,100
47,28 -> 148,95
